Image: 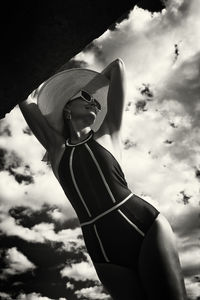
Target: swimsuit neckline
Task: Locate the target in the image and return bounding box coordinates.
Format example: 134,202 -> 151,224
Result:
65,130 -> 94,147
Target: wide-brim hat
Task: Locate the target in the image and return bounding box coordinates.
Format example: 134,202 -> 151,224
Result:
37,68 -> 109,135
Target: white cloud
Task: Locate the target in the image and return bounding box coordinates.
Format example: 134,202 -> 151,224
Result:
170,206 -> 200,276
157,53 -> 200,128
0,292 -> 12,300
75,286 -> 110,300
0,216 -> 84,251
2,247 -> 36,277
60,260 -> 99,282
48,208 -> 67,223
0,216 -> 45,243
31,223 -> 84,251
180,245 -> 200,274
16,292 -> 54,300
66,281 -> 74,290
120,106 -> 200,210
0,107 -> 76,218
78,1 -> 200,90
1,107 -> 45,173
185,276 -> 200,300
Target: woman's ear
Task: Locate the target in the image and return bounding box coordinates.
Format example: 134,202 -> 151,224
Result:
64,108 -> 71,120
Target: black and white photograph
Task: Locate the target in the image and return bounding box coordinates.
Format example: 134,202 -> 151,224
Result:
0,1 -> 199,299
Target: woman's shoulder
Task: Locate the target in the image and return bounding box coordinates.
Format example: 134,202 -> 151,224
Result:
93,130 -> 122,163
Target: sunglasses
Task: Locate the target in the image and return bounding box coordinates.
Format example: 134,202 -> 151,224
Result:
68,90 -> 101,111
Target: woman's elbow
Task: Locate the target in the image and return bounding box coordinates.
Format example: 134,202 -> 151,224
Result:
112,58 -> 125,77
113,58 -> 125,75
115,58 -> 125,67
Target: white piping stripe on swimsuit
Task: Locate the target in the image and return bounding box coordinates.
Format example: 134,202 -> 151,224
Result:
85,144 -> 116,203
66,131 -> 93,147
69,147 -> 92,217
117,209 -> 145,237
80,192 -> 133,226
93,224 -> 110,262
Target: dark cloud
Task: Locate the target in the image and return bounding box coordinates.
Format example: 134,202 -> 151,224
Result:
0,148 -> 21,170
0,148 -> 34,184
135,100 -> 147,113
0,123 -> 12,136
0,148 -> 6,170
179,191 -> 191,205
183,260 -> 200,278
172,207 -> 200,239
9,206 -> 52,229
123,139 -> 137,150
125,101 -> 133,112
139,83 -> 154,99
0,267 -> 71,300
159,52 -> 200,127
159,0 -> 193,29
0,233 -> 89,300
169,122 -> 178,128
8,168 -> 34,185
23,127 -> 32,135
171,207 -> 200,280
133,84 -> 155,114
195,168 -> 200,181
175,0 -> 192,17
9,205 -> 79,232
193,275 -> 200,283
0,200 -> 92,298
173,43 -> 180,63
164,139 -> 173,144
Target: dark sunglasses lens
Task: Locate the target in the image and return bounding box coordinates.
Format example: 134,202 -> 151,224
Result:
94,100 -> 101,110
81,91 -> 101,110
82,91 -> 91,102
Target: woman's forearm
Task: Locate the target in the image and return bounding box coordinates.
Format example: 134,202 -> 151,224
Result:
18,92 -> 58,150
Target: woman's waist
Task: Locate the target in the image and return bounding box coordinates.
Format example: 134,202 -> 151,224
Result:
78,192 -> 134,226
60,180 -> 133,223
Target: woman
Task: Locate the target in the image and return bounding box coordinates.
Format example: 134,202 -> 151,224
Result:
19,59 -> 187,300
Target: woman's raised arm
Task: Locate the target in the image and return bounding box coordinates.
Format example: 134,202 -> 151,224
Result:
19,90 -> 60,151
99,58 -> 126,135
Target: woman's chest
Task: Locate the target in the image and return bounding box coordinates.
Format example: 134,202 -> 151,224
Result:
50,134 -> 121,180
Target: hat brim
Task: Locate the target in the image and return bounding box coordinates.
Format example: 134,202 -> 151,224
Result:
37,68 -> 109,135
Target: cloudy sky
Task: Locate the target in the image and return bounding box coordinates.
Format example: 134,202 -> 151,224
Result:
1,0 -> 200,299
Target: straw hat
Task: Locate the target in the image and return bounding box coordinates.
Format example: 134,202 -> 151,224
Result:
37,68 -> 109,135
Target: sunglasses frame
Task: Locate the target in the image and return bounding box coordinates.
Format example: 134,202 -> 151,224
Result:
68,90 -> 101,111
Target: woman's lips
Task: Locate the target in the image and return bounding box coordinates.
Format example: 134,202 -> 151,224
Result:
86,105 -> 97,112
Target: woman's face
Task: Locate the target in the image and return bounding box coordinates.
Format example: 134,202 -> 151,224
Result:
64,97 -> 99,124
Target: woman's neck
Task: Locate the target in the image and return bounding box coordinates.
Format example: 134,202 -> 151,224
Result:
69,126 -> 92,143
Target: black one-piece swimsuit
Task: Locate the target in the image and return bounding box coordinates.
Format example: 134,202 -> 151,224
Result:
58,130 -> 159,269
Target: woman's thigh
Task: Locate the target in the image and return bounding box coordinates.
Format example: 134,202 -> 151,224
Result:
138,214 -> 187,300
94,262 -> 146,300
